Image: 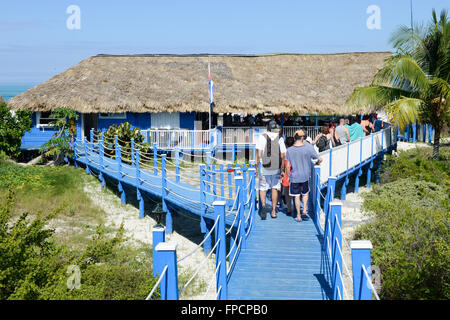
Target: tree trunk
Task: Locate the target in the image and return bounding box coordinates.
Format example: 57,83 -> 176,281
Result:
432,129 -> 441,160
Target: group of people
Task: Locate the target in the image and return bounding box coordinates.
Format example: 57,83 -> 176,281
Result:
255,119 -> 322,222
254,114 -> 383,222
311,114 -> 384,153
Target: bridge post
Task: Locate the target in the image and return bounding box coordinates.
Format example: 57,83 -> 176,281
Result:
340,175 -> 349,201
242,163 -> 248,212
152,225 -> 165,277
90,128 -> 94,145
130,138 -> 135,167
248,167 -> 256,232
136,149 -> 145,218
200,165 -> 211,254
233,144 -> 237,162
354,168 -> 362,194
350,240 -> 373,300
323,177 -> 336,255
329,147 -> 333,177
227,164 -> 233,209
366,134 -> 374,188
153,143 -> 158,175
83,137 -> 91,175
220,164 -> 225,199
116,145 -> 126,204
161,154 -> 173,234
324,176 -> 336,218
213,201 -> 228,300
313,166 -> 321,223
235,175 -> 246,249
340,142 -> 350,201
330,202 -> 343,300
405,124 -> 410,142
74,138 -> 79,168
212,164 -> 217,202
428,124 -> 434,143
155,242 -> 179,300
99,138 -> 105,190
422,124 -> 426,142
175,147 -> 180,183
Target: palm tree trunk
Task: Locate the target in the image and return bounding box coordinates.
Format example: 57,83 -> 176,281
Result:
432,129 -> 441,159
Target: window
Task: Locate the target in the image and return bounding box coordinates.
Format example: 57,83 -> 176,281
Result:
98,112 -> 127,119
37,111 -> 57,128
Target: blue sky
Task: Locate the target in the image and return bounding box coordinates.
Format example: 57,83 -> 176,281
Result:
0,0 -> 448,84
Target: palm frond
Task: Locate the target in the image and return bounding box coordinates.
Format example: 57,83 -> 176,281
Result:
384,97 -> 423,130
345,85 -> 413,112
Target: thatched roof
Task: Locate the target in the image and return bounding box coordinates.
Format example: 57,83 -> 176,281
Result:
9,52 -> 391,114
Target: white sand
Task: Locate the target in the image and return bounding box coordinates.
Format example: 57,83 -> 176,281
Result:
83,177 -> 217,300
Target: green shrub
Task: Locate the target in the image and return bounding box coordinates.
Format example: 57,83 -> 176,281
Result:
0,188 -> 159,300
355,178 -> 450,299
0,103 -> 32,159
381,146 -> 450,193
41,108 -> 78,160
102,122 -> 150,161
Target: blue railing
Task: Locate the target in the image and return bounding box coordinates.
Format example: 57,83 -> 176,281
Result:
74,124 -> 395,300
310,124 -> 396,300
72,131 -> 257,300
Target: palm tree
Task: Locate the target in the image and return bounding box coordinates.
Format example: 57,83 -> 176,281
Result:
346,9 -> 449,159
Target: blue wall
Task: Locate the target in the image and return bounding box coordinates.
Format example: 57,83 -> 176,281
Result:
21,111 -> 196,150
180,112 -> 196,130
21,113 -> 57,150
97,112 -> 151,132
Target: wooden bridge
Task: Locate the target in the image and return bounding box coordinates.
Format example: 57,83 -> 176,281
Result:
73,123 -> 396,300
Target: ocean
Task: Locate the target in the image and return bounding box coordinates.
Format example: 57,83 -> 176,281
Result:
0,84 -> 36,102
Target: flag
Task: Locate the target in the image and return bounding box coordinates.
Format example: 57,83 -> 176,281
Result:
208,62 -> 214,105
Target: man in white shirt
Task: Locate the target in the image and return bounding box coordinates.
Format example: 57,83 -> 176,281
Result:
255,120 -> 287,219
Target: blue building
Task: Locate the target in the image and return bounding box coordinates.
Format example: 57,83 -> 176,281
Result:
21,111 -> 200,150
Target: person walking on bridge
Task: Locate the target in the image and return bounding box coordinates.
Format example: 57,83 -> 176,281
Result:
283,130 -> 322,222
256,119 -> 286,219
336,118 -> 350,144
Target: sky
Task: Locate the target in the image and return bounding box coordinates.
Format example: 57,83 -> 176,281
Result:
0,0 -> 448,84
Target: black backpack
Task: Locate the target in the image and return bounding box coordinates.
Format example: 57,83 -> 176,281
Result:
316,135 -> 330,152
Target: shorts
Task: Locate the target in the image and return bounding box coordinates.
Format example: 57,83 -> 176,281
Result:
289,181 -> 310,196
260,174 -> 281,191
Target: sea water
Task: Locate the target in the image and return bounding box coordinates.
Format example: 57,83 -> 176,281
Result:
0,84 -> 36,102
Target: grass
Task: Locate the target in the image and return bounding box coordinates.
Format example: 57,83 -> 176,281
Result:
0,159 -> 209,300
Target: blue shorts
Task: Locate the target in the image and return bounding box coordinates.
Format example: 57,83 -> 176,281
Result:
289,181 -> 309,196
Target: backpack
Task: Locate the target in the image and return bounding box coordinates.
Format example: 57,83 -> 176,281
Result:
262,133 -> 282,170
316,135 -> 330,152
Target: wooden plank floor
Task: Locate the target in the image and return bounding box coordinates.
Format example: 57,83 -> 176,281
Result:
227,209 -> 331,300
76,151 -> 331,300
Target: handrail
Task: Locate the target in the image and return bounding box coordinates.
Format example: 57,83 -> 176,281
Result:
177,216 -> 220,263
145,265 -> 168,300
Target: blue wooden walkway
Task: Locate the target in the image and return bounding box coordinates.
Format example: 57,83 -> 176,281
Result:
228,211 -> 329,300
74,124 -> 396,300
